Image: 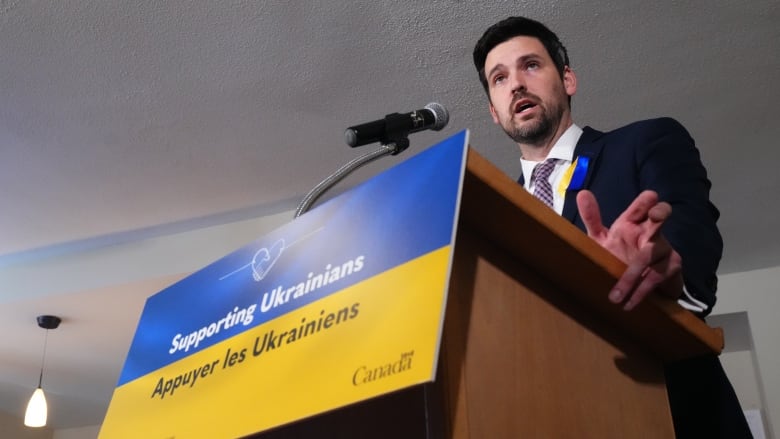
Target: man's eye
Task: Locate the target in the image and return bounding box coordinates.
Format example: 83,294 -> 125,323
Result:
492,75 -> 506,85
527,62 -> 540,70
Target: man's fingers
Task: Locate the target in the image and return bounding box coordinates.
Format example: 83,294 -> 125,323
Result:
623,258 -> 682,310
648,201 -> 672,223
610,263 -> 663,310
623,273 -> 661,311
608,255 -> 649,305
653,247 -> 684,298
578,190 -> 681,312
610,243 -> 683,310
576,190 -> 606,238
616,190 -> 659,224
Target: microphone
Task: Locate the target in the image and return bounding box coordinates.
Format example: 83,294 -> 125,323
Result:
344,102 -> 449,147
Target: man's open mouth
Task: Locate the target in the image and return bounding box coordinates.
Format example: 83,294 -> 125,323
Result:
514,99 -> 536,114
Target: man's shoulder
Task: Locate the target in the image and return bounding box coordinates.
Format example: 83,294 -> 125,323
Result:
589,117 -> 690,139
579,118 -> 693,150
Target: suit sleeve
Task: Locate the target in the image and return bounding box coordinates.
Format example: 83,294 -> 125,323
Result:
634,118 -> 723,315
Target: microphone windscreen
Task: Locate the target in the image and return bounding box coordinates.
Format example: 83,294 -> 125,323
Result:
424,102 -> 449,131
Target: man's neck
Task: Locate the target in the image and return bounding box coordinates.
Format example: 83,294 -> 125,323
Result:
518,118 -> 574,161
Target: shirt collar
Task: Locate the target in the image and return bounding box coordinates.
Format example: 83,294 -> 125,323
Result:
520,124 -> 583,178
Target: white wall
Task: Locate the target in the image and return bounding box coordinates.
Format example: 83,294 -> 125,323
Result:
0,411 -> 52,439
712,266 -> 780,439
52,425 -> 100,439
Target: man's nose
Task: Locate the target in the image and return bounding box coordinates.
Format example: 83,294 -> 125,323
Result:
509,71 -> 526,95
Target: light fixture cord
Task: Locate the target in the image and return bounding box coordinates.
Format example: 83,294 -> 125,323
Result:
37,329 -> 50,388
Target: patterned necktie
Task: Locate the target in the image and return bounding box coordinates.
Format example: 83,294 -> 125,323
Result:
531,158 -> 559,208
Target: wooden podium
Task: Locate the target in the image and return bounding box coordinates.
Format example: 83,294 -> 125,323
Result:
251,148 -> 723,438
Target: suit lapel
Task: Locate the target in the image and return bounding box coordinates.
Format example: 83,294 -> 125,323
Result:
561,126 -> 606,222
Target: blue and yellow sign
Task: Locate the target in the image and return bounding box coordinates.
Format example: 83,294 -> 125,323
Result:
99,130 -> 469,438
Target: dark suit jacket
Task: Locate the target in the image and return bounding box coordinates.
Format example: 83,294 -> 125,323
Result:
519,118 -> 750,437
521,117 -> 723,315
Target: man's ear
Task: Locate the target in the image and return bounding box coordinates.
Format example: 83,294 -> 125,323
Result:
488,101 -> 500,125
563,66 -> 577,97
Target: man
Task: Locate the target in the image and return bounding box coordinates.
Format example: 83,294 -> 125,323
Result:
473,16 -> 751,438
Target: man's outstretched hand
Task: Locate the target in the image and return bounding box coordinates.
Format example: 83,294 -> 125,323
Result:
576,190 -> 683,311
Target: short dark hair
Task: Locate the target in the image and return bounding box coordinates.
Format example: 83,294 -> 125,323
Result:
473,16 -> 570,92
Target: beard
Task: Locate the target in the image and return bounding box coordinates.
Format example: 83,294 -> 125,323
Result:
501,92 -> 565,146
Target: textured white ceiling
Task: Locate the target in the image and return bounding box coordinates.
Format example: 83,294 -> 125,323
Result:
1,0 -> 778,430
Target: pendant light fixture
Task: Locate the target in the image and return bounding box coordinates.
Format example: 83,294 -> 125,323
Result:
24,315 -> 61,428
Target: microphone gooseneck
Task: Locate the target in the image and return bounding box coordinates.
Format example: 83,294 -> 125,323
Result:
294,144 -> 398,218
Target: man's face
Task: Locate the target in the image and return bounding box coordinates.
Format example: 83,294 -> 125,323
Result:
484,36 -> 576,146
